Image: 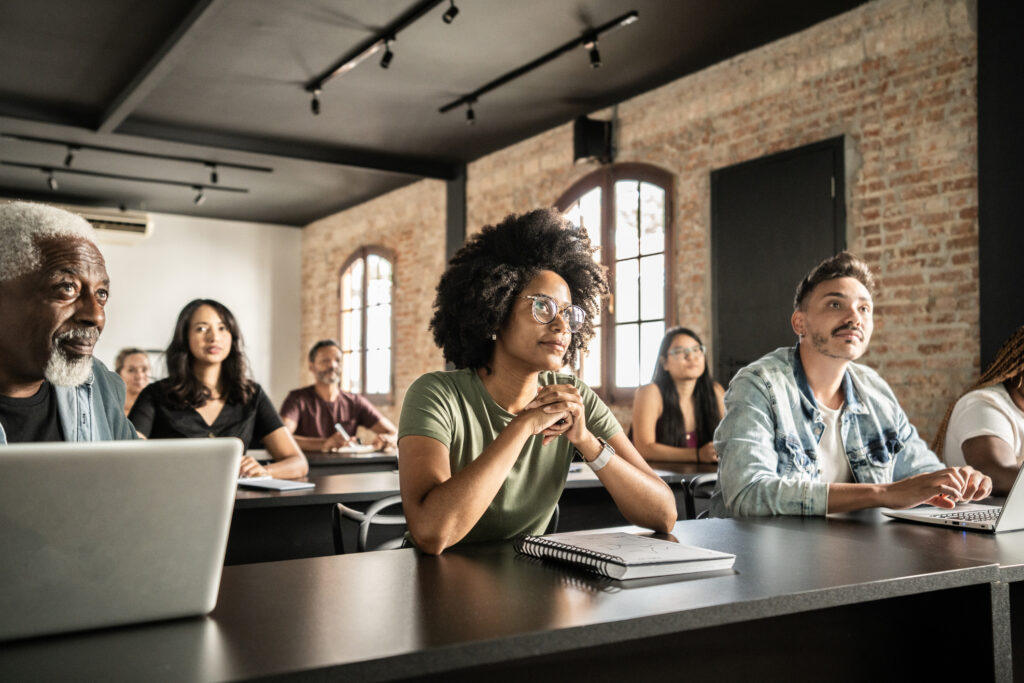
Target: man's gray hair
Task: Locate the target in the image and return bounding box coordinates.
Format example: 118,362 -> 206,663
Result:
0,201 -> 97,283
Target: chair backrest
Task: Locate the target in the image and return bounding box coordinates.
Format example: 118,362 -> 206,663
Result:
337,495 -> 407,552
688,472 -> 718,520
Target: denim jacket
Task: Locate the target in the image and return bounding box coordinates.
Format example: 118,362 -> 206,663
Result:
0,357 -> 138,444
710,345 -> 942,517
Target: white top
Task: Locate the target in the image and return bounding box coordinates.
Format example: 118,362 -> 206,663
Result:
943,384 -> 1024,467
818,402 -> 853,483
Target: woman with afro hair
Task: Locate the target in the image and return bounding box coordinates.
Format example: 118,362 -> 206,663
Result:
398,208 -> 677,554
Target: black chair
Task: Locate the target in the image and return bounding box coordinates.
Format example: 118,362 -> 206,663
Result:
687,472 -> 718,520
336,495 -> 407,552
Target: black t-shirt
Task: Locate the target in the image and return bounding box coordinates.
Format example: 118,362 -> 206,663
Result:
127,379 -> 282,450
0,382 -> 65,442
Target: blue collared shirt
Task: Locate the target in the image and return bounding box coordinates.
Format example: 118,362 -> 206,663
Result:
0,357 -> 138,444
710,344 -> 942,517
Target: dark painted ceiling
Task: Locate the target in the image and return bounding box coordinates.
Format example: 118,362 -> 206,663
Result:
0,0 -> 866,226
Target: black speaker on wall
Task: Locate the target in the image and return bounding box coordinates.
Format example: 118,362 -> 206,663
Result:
573,116 -> 614,164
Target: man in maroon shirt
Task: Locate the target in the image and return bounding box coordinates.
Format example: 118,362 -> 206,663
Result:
280,340 -> 397,452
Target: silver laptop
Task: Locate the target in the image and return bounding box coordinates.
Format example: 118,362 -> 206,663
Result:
882,464 -> 1024,532
0,438 -> 241,641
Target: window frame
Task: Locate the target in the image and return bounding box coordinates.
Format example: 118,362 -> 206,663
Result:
337,245 -> 396,405
555,163 -> 675,404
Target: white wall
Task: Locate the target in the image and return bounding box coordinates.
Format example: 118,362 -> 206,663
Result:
93,211 -> 303,407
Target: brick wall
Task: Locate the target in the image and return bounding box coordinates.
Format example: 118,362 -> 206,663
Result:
301,180 -> 447,425
304,0 -> 978,444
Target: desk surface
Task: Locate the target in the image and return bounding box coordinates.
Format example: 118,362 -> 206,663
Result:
0,518 -> 997,681
749,508 -> 1024,581
234,466 -> 691,509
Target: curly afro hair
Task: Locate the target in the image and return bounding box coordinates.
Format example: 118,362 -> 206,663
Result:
430,208 -> 607,370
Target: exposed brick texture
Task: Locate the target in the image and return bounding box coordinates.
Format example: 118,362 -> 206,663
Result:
303,0 -> 978,445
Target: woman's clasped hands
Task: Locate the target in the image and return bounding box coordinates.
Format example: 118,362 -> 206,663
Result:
518,384 -> 588,446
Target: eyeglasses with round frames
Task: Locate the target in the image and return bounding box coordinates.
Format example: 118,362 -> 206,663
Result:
522,295 -> 586,333
666,344 -> 705,360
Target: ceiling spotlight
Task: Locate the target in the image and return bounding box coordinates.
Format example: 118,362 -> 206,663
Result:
442,0 -> 459,24
380,40 -> 393,69
585,38 -> 601,68
63,145 -> 76,167
45,169 -> 58,191
193,186 -> 205,205
466,102 -> 475,125
311,89 -> 321,115
208,163 -> 218,184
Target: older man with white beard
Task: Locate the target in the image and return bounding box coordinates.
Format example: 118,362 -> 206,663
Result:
0,201 -> 136,443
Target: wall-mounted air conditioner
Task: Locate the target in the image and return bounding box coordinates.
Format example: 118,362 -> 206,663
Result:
56,204 -> 153,245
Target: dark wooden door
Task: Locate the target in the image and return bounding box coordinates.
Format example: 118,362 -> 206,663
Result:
711,137 -> 845,385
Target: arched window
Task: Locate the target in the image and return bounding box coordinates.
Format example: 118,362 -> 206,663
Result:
557,163 -> 673,403
338,247 -> 394,403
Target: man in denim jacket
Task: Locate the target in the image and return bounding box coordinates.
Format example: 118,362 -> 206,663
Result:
0,202 -> 137,443
711,252 -> 990,517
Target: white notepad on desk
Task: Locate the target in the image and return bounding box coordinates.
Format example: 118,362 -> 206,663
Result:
238,477 -> 314,491
516,531 -> 735,580
334,444 -> 378,455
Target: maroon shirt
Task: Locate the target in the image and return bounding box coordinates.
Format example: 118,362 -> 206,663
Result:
279,385 -> 383,439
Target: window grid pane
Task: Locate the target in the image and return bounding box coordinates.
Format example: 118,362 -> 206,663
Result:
615,323 -> 640,388
639,254 -> 665,321
615,258 -> 639,323
640,321 -> 666,384
340,252 -> 395,396
639,182 -> 666,256
614,181 -> 640,260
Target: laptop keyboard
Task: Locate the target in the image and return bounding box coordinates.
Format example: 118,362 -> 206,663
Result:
936,508 -> 1001,522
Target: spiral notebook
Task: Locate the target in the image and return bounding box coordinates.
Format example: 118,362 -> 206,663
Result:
515,531 -> 735,580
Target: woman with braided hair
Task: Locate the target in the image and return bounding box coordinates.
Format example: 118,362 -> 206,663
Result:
933,325 -> 1024,494
397,208 -> 677,554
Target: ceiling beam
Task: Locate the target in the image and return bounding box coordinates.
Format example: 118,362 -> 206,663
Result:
115,119 -> 460,180
96,0 -> 225,134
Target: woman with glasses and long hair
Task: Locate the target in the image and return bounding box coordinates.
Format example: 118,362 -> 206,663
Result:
128,298 -> 308,480
932,325 -> 1024,495
399,209 -> 676,554
631,327 -> 725,463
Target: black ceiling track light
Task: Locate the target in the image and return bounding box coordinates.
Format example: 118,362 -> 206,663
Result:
3,161 -> 249,200
1,133 -> 272,174
438,11 -> 638,122
1,132 -> 268,203
305,0 -> 459,115
442,0 -> 459,24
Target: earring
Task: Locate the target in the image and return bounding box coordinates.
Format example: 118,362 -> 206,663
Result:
490,333 -> 496,341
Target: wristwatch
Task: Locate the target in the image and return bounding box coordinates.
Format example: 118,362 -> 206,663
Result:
580,437 -> 615,472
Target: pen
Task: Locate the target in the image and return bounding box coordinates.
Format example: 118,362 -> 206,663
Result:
334,422 -> 352,441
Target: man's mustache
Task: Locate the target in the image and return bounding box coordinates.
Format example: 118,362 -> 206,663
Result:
831,322 -> 863,338
55,327 -> 100,344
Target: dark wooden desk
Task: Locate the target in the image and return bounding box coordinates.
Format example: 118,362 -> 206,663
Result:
252,448 -> 399,475
746,508 -> 1024,679
0,519 -> 999,681
228,468 -> 698,564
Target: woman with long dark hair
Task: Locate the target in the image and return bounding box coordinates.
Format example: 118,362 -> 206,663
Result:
398,209 -> 676,554
128,298 -> 308,479
631,327 -> 725,463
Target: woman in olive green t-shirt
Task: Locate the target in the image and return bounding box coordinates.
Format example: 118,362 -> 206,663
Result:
398,209 -> 678,554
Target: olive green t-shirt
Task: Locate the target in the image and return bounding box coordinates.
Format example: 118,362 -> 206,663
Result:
398,368 -> 621,545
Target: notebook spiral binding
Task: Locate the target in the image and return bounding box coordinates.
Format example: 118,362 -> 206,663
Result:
515,535 -> 621,577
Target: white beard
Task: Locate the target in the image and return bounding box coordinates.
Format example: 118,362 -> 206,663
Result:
44,346 -> 94,387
